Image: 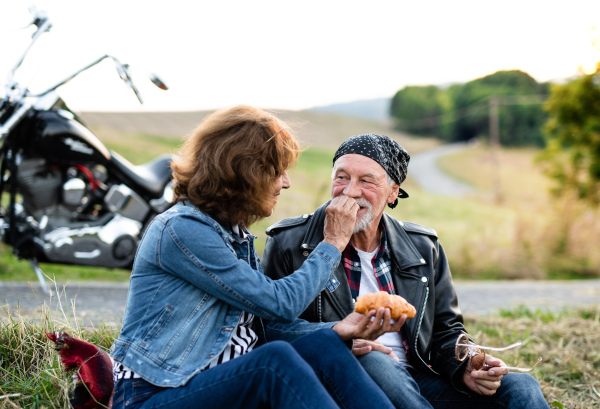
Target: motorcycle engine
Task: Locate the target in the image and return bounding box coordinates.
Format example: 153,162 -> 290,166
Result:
17,158 -> 63,213
13,158 -> 144,268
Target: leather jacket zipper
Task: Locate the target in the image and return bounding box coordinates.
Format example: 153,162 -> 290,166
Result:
413,282 -> 440,375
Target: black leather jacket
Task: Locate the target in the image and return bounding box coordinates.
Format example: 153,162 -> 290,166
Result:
261,201 -> 469,388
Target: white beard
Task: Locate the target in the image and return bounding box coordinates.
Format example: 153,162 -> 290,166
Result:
354,198 -> 374,233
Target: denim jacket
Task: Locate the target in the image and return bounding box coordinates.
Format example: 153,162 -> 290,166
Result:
110,201 -> 341,387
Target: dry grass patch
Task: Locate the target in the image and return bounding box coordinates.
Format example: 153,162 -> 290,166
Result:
1,302 -> 597,408
435,142 -> 600,279
465,307 -> 600,408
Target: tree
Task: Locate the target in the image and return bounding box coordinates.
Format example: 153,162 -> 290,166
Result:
390,85 -> 446,137
538,64 -> 600,204
389,70 -> 548,146
450,70 -> 548,146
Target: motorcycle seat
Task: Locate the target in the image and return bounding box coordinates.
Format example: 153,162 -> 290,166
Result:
109,151 -> 173,197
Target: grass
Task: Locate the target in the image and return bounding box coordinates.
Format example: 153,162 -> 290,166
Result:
0,301 -> 116,409
464,307 -> 600,408
0,296 -> 597,408
1,113 -> 600,283
1,114 -> 599,407
436,142 -> 600,279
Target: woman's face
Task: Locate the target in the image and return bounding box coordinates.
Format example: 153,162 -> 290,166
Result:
262,170 -> 290,217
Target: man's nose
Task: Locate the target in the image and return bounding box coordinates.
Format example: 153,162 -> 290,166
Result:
343,179 -> 361,197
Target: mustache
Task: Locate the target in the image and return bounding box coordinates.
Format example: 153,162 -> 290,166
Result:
355,198 -> 372,210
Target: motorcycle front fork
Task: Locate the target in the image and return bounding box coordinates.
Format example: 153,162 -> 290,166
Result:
28,258 -> 52,295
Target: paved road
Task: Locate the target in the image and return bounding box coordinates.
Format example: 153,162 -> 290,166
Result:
2,280 -> 599,327
409,142 -> 475,197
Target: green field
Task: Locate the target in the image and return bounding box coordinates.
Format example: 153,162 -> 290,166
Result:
0,111 -> 599,408
1,110 -> 599,283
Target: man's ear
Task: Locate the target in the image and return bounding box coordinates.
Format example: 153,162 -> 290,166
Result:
388,183 -> 400,204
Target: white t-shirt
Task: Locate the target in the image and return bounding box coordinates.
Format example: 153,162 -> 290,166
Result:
356,247 -> 410,367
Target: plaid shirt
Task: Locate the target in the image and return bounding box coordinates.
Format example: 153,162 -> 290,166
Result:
343,225 -> 395,301
342,224 -> 410,355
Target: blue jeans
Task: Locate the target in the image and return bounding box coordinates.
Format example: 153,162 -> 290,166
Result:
112,329 -> 394,409
358,351 -> 549,409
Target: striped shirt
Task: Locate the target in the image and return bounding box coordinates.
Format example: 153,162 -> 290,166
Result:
113,310 -> 258,382
203,310 -> 257,370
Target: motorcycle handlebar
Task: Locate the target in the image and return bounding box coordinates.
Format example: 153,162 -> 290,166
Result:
4,9 -> 167,105
6,9 -> 52,88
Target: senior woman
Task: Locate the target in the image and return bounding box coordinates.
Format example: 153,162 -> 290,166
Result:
110,105 -> 397,409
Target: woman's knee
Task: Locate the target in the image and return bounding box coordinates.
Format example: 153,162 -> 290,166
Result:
257,340 -> 297,362
297,328 -> 344,351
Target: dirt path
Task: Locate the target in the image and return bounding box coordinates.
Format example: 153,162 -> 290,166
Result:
2,280 -> 599,327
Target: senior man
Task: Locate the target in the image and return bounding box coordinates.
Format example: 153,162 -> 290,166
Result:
260,134 -> 549,409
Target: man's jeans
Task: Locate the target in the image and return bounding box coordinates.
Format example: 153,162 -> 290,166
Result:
358,351 -> 550,409
112,329 -> 394,409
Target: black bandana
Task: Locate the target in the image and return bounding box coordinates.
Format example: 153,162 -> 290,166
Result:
333,134 -> 410,208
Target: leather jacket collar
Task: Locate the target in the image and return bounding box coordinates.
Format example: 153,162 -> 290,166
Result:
301,201 -> 426,270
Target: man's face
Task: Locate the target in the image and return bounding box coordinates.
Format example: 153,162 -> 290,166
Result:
331,154 -> 399,233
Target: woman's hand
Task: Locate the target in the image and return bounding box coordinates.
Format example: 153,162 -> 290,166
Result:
323,196 -> 359,252
332,308 -> 406,341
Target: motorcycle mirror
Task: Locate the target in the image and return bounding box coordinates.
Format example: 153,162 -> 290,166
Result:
28,7 -> 50,30
149,73 -> 168,91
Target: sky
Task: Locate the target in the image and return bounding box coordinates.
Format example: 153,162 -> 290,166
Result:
1,0 -> 600,113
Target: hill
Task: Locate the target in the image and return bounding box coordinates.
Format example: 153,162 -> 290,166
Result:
78,109 -> 437,153
307,97 -> 391,123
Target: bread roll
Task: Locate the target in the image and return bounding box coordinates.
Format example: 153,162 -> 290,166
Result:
354,291 -> 416,319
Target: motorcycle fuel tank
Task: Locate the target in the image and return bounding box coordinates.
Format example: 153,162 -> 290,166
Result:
30,110 -> 111,164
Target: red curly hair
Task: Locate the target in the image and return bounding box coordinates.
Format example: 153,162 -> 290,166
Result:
171,105 -> 300,226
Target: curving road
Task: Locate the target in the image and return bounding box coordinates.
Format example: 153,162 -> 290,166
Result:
409,142 -> 475,196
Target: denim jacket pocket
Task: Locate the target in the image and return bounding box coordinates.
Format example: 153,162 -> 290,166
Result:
110,338 -> 129,361
140,305 -> 175,345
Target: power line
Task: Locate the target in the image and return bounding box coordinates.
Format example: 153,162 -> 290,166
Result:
393,94 -> 546,131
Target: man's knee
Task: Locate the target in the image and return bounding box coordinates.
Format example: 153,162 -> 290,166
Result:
357,351 -> 414,386
357,350 -> 397,372
499,372 -> 547,405
502,372 -> 541,392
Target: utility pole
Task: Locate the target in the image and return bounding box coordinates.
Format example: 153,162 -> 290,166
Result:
489,96 -> 501,203
487,94 -> 545,203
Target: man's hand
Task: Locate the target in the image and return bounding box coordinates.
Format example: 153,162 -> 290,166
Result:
351,339 -> 399,362
332,308 -> 406,341
323,196 -> 359,252
462,353 -> 509,396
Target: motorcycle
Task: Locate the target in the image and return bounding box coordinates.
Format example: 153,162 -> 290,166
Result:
0,9 -> 173,294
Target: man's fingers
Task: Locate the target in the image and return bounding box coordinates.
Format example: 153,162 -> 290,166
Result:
353,339 -> 399,361
470,370 -> 503,395
351,344 -> 372,357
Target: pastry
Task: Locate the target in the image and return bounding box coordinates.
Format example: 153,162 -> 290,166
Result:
354,291 -> 416,319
